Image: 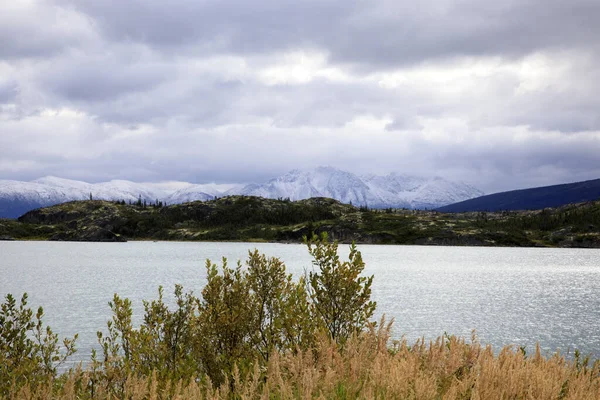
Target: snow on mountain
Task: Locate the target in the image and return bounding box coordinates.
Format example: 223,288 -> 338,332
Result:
167,183 -> 245,204
230,167 -> 483,209
233,170 -> 322,200
30,177 -> 168,203
233,167 -> 383,206
32,176 -> 92,194
92,180 -> 167,202
167,186 -> 216,203
360,174 -> 421,208
360,173 -> 484,209
0,169 -> 484,218
406,177 -> 484,209
0,177 -> 173,218
0,176 -> 246,218
0,179 -> 78,204
0,179 -> 84,218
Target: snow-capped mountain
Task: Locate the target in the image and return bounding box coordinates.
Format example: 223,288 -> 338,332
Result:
166,186 -> 216,203
165,183 -> 245,204
0,177 -> 183,218
233,167 -> 483,209
360,173 -> 483,209
232,167 -> 382,206
0,168 -> 484,218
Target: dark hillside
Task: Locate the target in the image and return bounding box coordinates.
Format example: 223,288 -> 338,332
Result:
0,198 -> 51,219
437,178 -> 600,212
2,196 -> 600,247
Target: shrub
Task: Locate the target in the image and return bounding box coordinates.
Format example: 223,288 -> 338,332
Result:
0,293 -> 77,396
306,233 -> 376,343
88,235 -> 373,390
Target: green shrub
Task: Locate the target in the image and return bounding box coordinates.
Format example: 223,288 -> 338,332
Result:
2,236 -> 376,395
306,233 -> 376,343
0,293 -> 77,396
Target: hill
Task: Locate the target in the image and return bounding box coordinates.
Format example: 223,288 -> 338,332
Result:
1,196 -> 600,247
437,178 -> 600,212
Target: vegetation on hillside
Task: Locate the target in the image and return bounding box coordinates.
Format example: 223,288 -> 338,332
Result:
2,237 -> 599,399
1,196 -> 600,247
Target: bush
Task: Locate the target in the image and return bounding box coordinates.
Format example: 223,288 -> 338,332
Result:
0,293 -> 77,396
83,236 -> 375,391
307,233 -> 376,343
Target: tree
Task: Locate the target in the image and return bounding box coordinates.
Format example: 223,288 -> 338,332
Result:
246,250 -> 314,360
196,258 -> 255,385
306,233 -> 376,343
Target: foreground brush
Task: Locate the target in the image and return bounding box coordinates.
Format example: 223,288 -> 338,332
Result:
2,235 -> 599,399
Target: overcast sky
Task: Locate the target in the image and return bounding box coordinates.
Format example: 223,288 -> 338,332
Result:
1,0 -> 599,193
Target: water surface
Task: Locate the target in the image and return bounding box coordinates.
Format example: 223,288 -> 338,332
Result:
1,241 -> 599,365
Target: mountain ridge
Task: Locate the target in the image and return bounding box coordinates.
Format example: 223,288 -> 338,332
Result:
437,178 -> 600,212
0,167 -> 483,218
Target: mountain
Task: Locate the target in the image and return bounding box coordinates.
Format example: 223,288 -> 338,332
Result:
360,173 -> 483,209
0,177 -> 172,219
437,178 -> 600,212
234,167 -> 381,206
233,167 -> 483,209
0,168 -> 483,218
166,186 -> 217,203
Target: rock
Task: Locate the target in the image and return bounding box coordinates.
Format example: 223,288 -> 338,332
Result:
0,235 -> 15,241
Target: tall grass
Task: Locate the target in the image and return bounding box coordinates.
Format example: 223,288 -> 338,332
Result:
7,320 -> 600,399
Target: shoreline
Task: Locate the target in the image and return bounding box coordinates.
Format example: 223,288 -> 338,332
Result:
2,237 -> 600,249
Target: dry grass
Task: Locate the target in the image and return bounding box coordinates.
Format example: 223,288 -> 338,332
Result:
6,319 -> 599,400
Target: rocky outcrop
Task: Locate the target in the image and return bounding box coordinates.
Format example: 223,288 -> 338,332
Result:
19,201 -> 129,242
19,201 -> 105,224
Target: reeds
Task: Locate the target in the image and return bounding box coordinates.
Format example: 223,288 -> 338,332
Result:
7,319 -> 600,400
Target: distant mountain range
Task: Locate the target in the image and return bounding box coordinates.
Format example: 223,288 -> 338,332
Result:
234,167 -> 482,210
0,167 -> 483,218
437,178 -> 600,212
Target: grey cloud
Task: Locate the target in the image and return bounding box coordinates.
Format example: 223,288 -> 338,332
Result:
422,131 -> 600,192
9,0 -> 597,134
40,58 -> 169,102
53,0 -> 600,69
1,0 -> 599,194
0,80 -> 18,104
0,2 -> 95,59
23,38 -> 176,105
53,0 -> 347,55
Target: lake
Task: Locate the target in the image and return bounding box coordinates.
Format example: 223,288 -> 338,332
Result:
1,241 -> 599,367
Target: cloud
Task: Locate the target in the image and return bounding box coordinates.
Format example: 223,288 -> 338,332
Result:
0,0 -> 599,193
52,0 -> 600,67
38,49 -> 169,102
0,80 -> 17,104
0,0 -> 96,59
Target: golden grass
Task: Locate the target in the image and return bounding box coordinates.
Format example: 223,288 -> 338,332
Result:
6,319 -> 599,399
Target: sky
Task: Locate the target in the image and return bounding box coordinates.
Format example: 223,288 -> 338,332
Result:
1,0 -> 599,194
